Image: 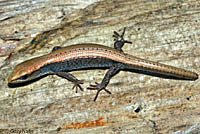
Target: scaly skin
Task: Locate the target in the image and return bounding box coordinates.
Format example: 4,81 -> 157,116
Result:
8,28 -> 198,101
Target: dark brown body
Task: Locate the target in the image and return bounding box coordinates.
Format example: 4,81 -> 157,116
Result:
8,43 -> 198,83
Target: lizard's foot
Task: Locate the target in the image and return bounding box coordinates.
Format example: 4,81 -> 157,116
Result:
72,80 -> 84,93
113,27 -> 132,46
87,82 -> 111,101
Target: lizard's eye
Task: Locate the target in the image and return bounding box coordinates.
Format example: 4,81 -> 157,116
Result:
19,74 -> 29,80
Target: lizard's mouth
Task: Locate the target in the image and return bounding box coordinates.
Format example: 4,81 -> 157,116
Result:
8,74 -> 30,84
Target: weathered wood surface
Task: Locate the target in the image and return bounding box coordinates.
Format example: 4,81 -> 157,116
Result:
0,0 -> 200,134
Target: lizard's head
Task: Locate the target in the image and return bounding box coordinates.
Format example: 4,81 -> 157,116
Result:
7,57 -> 43,84
8,61 -> 33,84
